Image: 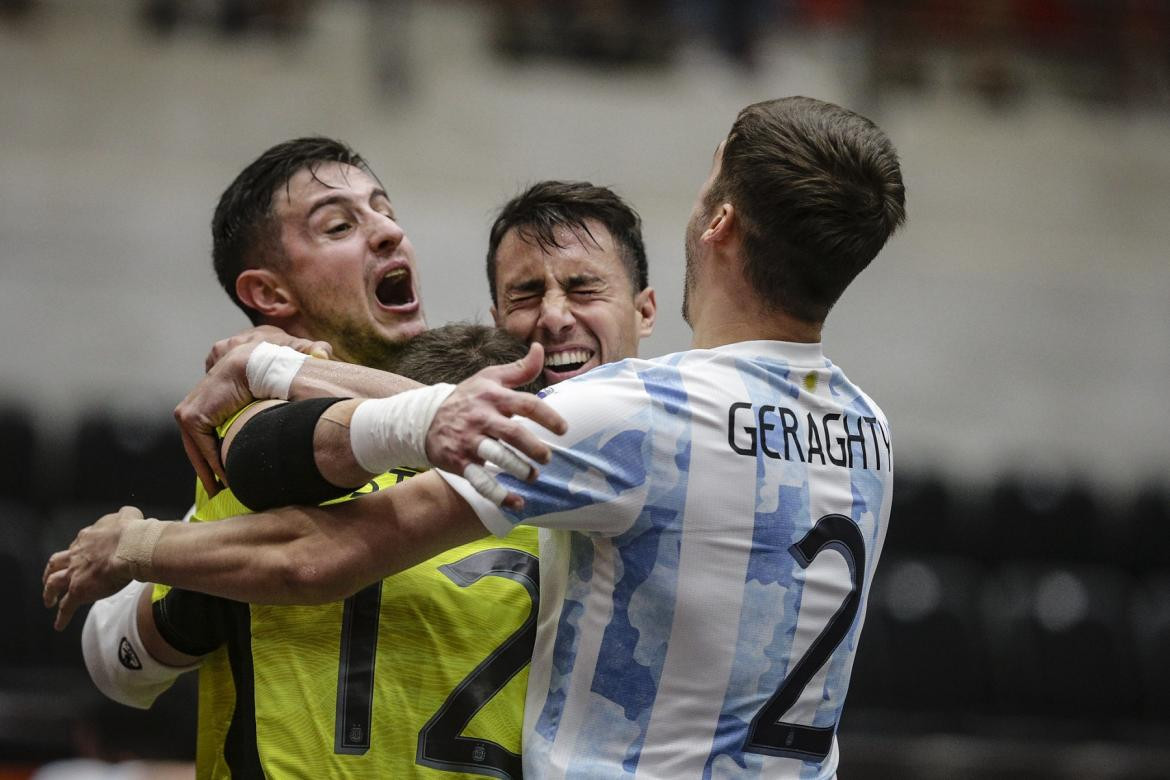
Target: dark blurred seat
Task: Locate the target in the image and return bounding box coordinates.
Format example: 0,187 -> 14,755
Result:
0,500 -> 45,666
1131,572 -> 1170,723
1128,485 -> 1170,574
868,555 -> 989,724
884,472 -> 957,557
0,405 -> 37,502
986,477 -> 1105,565
70,412 -> 194,514
980,563 -> 1139,729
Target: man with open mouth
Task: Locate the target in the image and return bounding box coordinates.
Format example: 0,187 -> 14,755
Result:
71,137 -> 579,779
485,180 -> 658,389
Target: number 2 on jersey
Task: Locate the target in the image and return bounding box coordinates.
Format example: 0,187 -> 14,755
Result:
744,513 -> 866,761
332,548 -> 538,776
418,548 -> 539,779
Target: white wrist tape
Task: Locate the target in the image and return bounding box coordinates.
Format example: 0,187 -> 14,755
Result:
82,581 -> 200,710
349,384 -> 456,471
114,517 -> 166,582
246,342 -> 309,400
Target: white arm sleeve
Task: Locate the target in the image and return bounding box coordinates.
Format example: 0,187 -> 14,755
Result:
81,580 -> 201,709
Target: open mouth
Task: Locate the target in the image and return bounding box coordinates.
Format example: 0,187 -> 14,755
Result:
544,348 -> 594,376
375,268 -> 415,308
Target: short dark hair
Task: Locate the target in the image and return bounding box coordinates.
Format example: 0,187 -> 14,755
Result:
393,322 -> 545,393
707,97 -> 906,323
211,137 -> 374,323
486,181 -> 648,305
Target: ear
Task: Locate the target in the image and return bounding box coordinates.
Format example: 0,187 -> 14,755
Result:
634,286 -> 657,339
236,268 -> 298,321
703,202 -> 736,245
490,303 -> 502,326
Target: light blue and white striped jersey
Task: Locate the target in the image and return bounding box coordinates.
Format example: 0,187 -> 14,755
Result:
439,340 -> 893,779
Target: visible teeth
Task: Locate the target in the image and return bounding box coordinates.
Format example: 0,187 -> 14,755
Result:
546,349 -> 591,368
383,269 -> 407,280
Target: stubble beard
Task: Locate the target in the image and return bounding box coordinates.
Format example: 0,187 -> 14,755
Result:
681,215 -> 701,328
298,299 -> 418,371
331,321 -> 415,371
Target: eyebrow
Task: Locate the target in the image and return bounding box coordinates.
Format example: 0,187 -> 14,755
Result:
564,273 -> 604,288
504,278 -> 545,297
306,188 -> 392,219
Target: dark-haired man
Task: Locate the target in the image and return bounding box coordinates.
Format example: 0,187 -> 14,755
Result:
48,96 -> 901,778
485,180 -> 656,387
78,138 -> 567,780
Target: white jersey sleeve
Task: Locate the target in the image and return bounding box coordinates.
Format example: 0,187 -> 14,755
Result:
81,581 -> 201,709
81,504 -> 201,709
438,359 -> 655,537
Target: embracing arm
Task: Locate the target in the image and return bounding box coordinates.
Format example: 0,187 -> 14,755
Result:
178,341 -> 564,506
286,357 -> 420,401
44,471 -> 488,628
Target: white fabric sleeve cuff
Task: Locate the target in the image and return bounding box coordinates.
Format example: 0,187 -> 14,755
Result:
81,581 -> 201,710
349,384 -> 456,472
436,467 -> 515,538
246,342 -> 309,400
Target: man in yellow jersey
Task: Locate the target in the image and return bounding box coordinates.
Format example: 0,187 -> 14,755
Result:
78,137 -> 551,779
161,323 -> 544,780
77,141 -> 657,778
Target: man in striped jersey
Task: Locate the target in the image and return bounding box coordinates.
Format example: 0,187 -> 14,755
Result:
47,96 -> 906,779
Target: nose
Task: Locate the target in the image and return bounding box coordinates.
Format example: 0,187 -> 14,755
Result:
368,213 -> 404,255
536,291 -> 574,336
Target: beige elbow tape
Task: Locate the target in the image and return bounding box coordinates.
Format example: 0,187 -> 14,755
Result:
114,517 -> 166,581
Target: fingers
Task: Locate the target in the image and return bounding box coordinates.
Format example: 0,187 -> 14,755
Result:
205,339 -> 232,372
180,427 -> 223,496
462,463 -> 512,507
55,590 -> 79,631
117,506 -> 144,520
508,342 -> 545,385
43,551 -> 69,605
492,343 -> 545,390
508,392 -> 568,440
476,439 -> 535,482
492,423 -> 551,472
308,340 -> 332,360
44,567 -> 69,607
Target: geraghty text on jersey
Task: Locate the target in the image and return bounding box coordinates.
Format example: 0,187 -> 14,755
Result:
727,402 -> 892,471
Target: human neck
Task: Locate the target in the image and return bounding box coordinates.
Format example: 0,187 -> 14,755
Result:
688,288 -> 822,349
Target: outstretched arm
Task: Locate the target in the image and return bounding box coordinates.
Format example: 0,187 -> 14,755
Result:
44,470 -> 486,629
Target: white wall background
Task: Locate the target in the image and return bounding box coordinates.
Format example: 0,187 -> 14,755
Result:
2,1 -> 1167,490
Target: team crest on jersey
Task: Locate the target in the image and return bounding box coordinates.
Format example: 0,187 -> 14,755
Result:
118,637 -> 142,670
348,723 -> 363,743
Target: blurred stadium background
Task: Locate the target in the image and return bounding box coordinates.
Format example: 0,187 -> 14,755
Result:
1,0 -> 1168,777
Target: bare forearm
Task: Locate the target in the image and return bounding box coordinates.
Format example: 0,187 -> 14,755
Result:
145,508 -> 335,605
312,399 -> 372,488
144,476 -> 485,605
289,359 -> 422,401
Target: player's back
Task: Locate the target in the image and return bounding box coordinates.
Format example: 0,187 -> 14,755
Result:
518,340 -> 892,779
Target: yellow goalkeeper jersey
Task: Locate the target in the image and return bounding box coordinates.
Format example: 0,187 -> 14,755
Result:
156,469 -> 538,779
